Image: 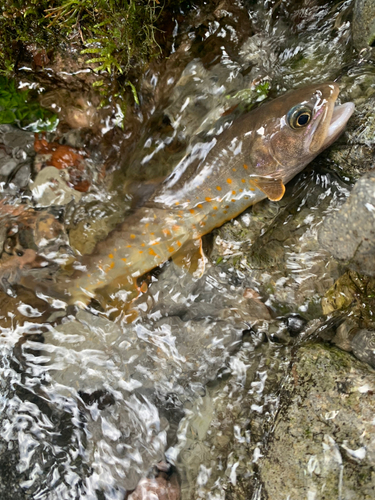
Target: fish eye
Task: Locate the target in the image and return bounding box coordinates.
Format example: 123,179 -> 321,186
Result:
287,105 -> 313,129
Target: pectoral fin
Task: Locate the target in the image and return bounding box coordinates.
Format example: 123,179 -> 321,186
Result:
172,238 -> 207,278
249,176 -> 286,201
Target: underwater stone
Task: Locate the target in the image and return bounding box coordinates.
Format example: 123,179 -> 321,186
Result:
30,166 -> 82,207
260,344 -> 375,499
318,171 -> 375,276
351,329 -> 375,368
353,0 -> 375,50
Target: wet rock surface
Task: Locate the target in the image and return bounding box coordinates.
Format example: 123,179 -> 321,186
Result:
352,0 -> 375,50
261,344 -> 375,500
0,125 -> 34,192
319,171 -> 375,276
324,92 -> 375,177
1,0 -> 375,498
174,342 -> 375,499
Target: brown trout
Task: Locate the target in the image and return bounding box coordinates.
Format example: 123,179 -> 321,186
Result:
18,82 -> 354,308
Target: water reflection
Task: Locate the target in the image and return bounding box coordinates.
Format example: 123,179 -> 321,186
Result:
0,0 -> 372,498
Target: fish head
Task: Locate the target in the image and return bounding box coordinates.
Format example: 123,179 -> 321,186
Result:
257,82 -> 354,181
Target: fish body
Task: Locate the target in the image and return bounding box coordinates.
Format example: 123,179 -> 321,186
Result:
24,83 -> 355,306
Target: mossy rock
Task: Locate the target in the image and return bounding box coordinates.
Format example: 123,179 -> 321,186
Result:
261,344 -> 375,500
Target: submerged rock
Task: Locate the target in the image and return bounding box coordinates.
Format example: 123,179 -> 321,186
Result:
0,125 -> 34,192
260,344 -> 375,500
319,171 -> 375,276
324,94 -> 375,177
129,463 -> 180,500
30,166 -> 82,207
353,0 -> 375,50
332,321 -> 375,368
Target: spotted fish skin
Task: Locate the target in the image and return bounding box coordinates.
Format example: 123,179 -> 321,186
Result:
46,83 -> 355,304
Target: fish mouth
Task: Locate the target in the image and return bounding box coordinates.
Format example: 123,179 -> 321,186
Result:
323,101 -> 355,146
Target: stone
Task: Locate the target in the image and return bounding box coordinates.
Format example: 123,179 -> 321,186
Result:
319,171 -> 375,276
261,344 -> 375,500
30,166 -> 82,207
353,0 -> 375,50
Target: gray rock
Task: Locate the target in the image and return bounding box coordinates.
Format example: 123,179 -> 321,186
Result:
324,94 -> 375,177
0,439 -> 26,500
353,0 -> 375,50
0,126 -> 34,190
319,171 -> 375,276
30,166 -> 82,207
352,329 -> 375,367
260,344 -> 375,500
329,320 -> 375,369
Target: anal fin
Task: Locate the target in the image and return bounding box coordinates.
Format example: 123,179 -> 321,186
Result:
172,238 -> 207,278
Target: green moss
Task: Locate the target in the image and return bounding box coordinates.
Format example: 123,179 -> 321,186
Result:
0,76 -> 57,130
228,80 -> 271,112
0,0 -> 175,94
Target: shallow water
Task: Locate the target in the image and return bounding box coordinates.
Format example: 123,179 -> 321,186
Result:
0,0 -> 374,498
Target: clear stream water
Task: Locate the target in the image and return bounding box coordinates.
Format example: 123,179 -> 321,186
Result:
0,0 -> 375,498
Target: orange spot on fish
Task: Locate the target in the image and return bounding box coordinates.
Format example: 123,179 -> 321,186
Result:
198,204 -> 203,209
231,199 -> 236,202
109,261 -> 115,269
130,234 -> 136,239
189,209 -> 195,214
121,258 -> 127,262
139,250 -> 143,254
213,206 -> 218,210
177,241 -> 182,247
150,232 -> 155,236
141,243 -> 145,247
241,179 -> 246,183
227,178 -> 232,184
168,246 -> 175,253
151,241 -> 159,245
149,248 -> 158,256
205,197 -> 212,202
232,190 -> 236,195
172,225 -> 180,231
175,201 -> 179,205
250,188 -> 255,192
126,245 -> 132,248
243,164 -> 248,170
163,228 -> 171,236
245,196 -> 249,199
216,186 -> 222,191
223,210 -> 227,214
239,189 -> 243,192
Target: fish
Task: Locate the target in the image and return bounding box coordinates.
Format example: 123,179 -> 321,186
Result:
13,82 -> 354,310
